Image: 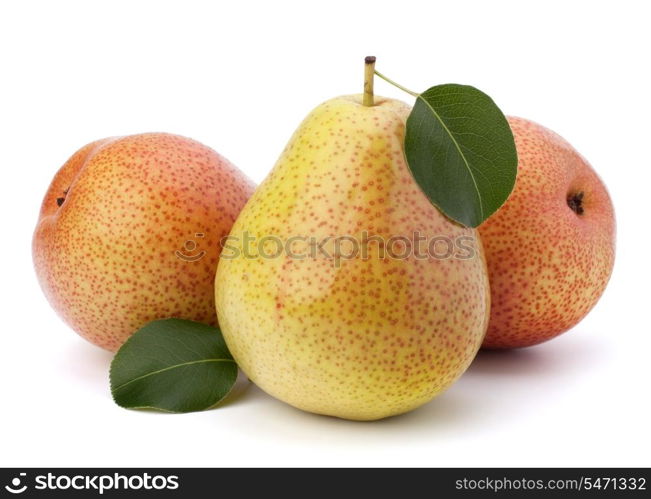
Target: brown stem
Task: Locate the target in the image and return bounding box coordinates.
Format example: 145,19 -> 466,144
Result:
363,56 -> 376,106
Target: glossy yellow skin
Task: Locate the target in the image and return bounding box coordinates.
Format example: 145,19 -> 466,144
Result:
216,95 -> 490,420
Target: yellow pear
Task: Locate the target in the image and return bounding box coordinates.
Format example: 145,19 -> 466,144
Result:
215,94 -> 490,420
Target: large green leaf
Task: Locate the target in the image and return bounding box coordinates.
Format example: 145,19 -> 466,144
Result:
405,84 -> 517,227
110,319 -> 237,413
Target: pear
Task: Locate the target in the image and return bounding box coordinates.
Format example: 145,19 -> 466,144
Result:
479,117 -> 615,348
215,94 -> 490,420
33,134 -> 254,351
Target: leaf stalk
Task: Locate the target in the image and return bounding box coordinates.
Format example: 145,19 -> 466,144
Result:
374,70 -> 419,97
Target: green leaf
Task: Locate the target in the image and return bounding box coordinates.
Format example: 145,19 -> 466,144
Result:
404,84 -> 517,227
110,319 -> 237,413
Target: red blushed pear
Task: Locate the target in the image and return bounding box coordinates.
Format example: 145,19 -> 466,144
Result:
33,133 -> 255,351
479,117 -> 616,349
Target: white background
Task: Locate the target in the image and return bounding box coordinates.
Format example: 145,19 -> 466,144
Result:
1,0 -> 649,467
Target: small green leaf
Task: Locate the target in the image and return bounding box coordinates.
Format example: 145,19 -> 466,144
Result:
110,319 -> 237,413
405,84 -> 518,227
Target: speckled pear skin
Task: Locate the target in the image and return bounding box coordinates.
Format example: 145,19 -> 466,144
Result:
479,117 -> 615,349
33,133 -> 255,351
215,95 -> 490,420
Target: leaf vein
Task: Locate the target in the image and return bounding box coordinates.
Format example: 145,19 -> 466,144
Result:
416,95 -> 485,220
112,358 -> 236,392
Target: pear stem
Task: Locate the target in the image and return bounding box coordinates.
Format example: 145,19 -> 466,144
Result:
363,56 -> 376,106
374,70 -> 419,97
